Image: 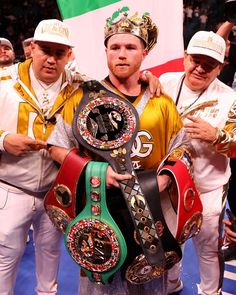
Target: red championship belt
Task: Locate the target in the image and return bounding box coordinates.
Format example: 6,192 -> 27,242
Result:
158,148 -> 203,245
44,148 -> 91,233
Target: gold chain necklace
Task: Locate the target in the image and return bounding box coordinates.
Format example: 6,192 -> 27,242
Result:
36,79 -> 57,117
36,79 -> 56,102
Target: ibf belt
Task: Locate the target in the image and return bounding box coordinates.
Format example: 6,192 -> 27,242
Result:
65,161 -> 127,284
72,80 -> 164,268
44,148 -> 90,233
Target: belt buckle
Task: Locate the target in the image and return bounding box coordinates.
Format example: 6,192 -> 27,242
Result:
125,250 -> 180,284
125,254 -> 164,284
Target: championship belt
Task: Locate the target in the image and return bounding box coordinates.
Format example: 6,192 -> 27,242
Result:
71,80 -> 165,268
44,148 -> 91,233
65,161 -> 127,284
157,151 -> 203,244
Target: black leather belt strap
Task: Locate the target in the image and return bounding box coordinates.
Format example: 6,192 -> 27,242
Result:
124,170 -> 182,284
138,170 -> 182,258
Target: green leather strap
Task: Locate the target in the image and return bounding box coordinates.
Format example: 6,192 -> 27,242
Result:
65,161 -> 127,284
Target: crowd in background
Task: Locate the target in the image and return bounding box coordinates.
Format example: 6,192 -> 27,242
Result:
0,0 -> 229,62
0,0 -> 60,62
183,0 -> 226,47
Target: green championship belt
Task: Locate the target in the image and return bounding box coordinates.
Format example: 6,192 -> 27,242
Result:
65,161 -> 127,284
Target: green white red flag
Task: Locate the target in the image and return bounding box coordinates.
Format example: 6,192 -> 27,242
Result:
57,0 -> 184,79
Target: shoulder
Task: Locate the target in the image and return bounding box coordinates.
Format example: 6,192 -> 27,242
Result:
65,63 -> 91,84
212,78 -> 235,97
159,72 -> 183,83
208,78 -> 236,107
151,92 -> 177,109
159,72 -> 184,93
0,65 -> 14,80
149,93 -> 182,128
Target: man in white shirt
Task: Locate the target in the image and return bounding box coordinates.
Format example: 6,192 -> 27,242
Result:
160,31 -> 236,295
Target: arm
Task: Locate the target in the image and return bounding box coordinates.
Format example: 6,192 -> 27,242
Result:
223,219 -> 236,244
183,115 -> 218,143
216,21 -> 235,61
157,128 -> 195,192
157,144 -> 202,242
48,145 -> 131,188
156,100 -> 193,192
1,132 -> 47,156
211,101 -> 236,157
183,102 -> 236,157
216,21 -> 235,41
71,66 -> 163,97
139,70 -> 163,97
157,174 -> 172,192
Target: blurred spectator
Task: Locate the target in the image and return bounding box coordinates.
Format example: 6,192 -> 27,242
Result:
22,37 -> 33,59
0,37 -> 15,68
199,9 -> 208,30
193,6 -> 200,18
183,0 -> 226,48
185,4 -> 194,22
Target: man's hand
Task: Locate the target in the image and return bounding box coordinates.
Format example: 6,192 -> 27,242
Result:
3,133 -> 47,156
223,219 -> 236,244
157,174 -> 171,192
106,166 -> 132,188
184,115 -> 217,143
139,70 -> 163,97
48,146 -> 70,164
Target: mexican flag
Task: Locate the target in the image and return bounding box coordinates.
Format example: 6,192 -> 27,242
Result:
57,0 -> 184,79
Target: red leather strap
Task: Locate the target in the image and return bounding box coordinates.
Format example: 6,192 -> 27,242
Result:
158,158 -> 203,244
44,148 -> 91,230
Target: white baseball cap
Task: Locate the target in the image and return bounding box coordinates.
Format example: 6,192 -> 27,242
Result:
0,38 -> 13,50
33,19 -> 73,47
187,31 -> 226,63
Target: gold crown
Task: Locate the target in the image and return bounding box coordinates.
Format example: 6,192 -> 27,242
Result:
104,7 -> 158,51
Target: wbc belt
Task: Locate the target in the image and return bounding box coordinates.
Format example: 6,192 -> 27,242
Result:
44,148 -> 90,233
65,161 -> 127,284
71,80 -> 165,269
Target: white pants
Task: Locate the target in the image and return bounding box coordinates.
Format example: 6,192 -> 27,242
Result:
0,183 -> 62,295
168,186 -> 226,295
78,270 -> 167,295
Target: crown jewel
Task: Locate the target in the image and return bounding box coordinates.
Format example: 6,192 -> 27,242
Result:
104,7 -> 158,51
